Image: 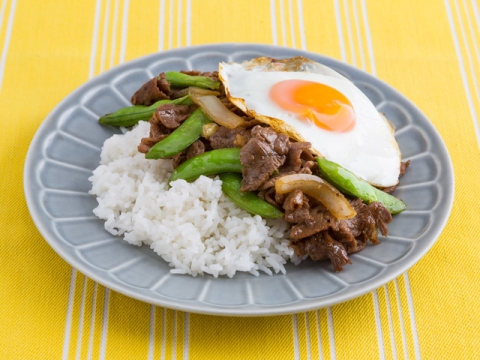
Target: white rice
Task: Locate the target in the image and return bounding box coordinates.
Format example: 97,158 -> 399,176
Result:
89,121 -> 302,277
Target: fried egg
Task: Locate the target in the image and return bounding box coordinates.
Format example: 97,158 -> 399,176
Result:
218,57 -> 401,187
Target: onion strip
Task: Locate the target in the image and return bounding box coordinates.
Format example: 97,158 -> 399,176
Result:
191,94 -> 245,129
275,174 -> 356,220
170,87 -> 219,99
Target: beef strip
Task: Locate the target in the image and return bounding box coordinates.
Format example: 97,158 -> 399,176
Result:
137,104 -> 194,154
131,73 -> 171,106
155,104 -> 192,129
289,205 -> 339,241
186,139 -> 206,160
280,142 -> 312,172
282,189 -> 312,223
291,232 -> 352,272
239,126 -> 291,191
209,126 -> 252,149
170,139 -> 210,169
289,196 -> 392,271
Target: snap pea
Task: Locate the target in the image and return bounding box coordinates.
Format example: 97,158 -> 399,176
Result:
146,108 -> 213,159
219,173 -> 284,218
316,157 -> 406,215
317,157 -> 377,203
168,148 -> 242,183
371,187 -> 407,215
98,95 -> 193,127
165,71 -> 220,90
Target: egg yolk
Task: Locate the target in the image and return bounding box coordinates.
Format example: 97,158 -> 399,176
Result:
269,79 -> 356,132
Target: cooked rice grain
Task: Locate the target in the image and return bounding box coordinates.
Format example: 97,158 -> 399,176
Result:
89,121 -> 301,277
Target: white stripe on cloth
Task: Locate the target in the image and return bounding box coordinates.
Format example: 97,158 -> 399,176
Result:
120,0 -> 129,64
352,0 -> 366,70
460,0 -> 480,68
334,0 -> 347,62
74,277 -> 88,360
403,273 -> 421,359
372,291 -> 386,360
109,0 -> 120,69
88,0 -> 102,79
472,0 -> 480,35
296,0 -> 306,50
444,0 -> 480,143
62,268 -> 78,360
315,310 -> 324,360
99,288 -> 110,360
305,313 -> 312,360
0,0 -> 17,89
453,0 -> 480,117
177,0 -> 182,47
99,0 -> 112,73
343,0 -> 356,66
270,0 -> 278,45
360,0 -> 375,74
394,280 -> 409,359
383,285 -> 397,360
159,0 -> 166,51
293,314 -> 300,360
148,305 -> 155,360
279,0 -> 287,46
184,312 -> 190,360
327,307 -> 336,360
86,283 -> 98,360
288,0 -> 296,48
161,308 -> 166,360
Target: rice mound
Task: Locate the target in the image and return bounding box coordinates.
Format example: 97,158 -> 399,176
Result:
89,121 -> 302,277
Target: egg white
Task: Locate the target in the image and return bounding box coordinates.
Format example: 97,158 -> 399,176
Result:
219,60 -> 401,187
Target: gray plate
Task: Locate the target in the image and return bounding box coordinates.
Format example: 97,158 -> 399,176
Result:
24,44 -> 454,316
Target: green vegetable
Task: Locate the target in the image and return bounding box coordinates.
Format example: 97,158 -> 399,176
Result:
165,71 -> 220,90
371,187 -> 407,214
219,173 -> 284,218
316,157 -> 406,214
169,148 -> 243,183
316,157 -> 377,203
98,95 -> 193,127
146,108 -> 213,159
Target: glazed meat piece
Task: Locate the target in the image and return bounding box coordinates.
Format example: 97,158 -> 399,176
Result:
131,73 -> 171,106
138,104 -> 194,154
209,126 -> 252,149
239,126 -> 291,191
289,197 -> 392,271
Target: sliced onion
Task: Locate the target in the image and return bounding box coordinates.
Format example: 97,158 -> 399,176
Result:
191,94 -> 245,129
170,86 -> 220,99
275,174 -> 356,220
202,123 -> 219,139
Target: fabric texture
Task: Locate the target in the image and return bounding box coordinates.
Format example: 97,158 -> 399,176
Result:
1,0 -> 479,358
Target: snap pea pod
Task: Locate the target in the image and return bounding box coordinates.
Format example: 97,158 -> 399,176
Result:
317,157 -> 377,203
219,173 -> 284,218
146,108 -> 213,159
98,95 -> 193,127
316,157 -> 406,214
371,187 -> 407,215
165,71 -> 220,90
169,148 -> 242,183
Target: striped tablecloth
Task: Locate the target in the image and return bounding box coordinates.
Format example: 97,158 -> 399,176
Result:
2,0 -> 479,358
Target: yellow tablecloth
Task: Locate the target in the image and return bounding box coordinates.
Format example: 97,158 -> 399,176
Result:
1,0 -> 479,358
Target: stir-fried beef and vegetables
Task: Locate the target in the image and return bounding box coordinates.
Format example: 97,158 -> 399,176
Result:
98,66 -> 408,272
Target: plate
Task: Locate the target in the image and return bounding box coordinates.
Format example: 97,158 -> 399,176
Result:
24,44 -> 454,316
